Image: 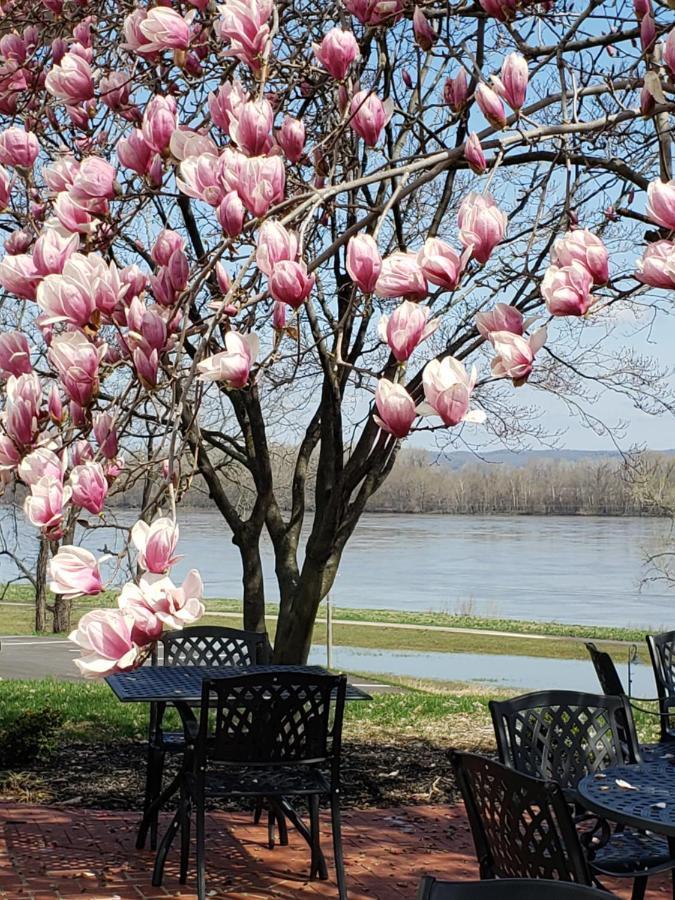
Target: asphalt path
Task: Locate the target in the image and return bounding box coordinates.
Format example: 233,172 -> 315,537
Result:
0,635 -> 401,693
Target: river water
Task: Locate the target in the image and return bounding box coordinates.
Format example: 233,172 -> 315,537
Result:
1,509 -> 672,628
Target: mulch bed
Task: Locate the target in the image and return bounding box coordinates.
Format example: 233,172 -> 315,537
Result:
0,736 -> 460,811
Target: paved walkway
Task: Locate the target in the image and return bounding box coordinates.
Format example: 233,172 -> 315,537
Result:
0,802 -> 667,899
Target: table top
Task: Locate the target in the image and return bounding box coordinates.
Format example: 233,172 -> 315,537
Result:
577,751 -> 675,838
106,663 -> 372,704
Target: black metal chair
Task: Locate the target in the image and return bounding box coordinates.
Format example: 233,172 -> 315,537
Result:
449,751 -> 594,884
138,625 -> 270,850
152,671 -> 348,900
489,690 -> 675,900
585,641 -> 667,749
417,877 -> 607,899
646,632 -> 675,742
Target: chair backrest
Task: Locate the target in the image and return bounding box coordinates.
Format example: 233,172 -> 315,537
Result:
647,631 -> 675,698
450,752 -> 592,884
158,625 -> 270,667
584,642 -> 625,697
417,877 -> 605,900
198,671 -> 347,766
489,690 -> 640,792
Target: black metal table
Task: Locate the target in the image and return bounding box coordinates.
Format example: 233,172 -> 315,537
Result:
106,663 -> 371,879
578,754 -> 675,896
106,663 -> 372,704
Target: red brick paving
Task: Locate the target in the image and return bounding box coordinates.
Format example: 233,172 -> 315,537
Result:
0,802 -> 668,899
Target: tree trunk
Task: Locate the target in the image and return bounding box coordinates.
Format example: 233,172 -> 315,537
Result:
273,592 -> 319,664
34,537 -> 49,634
52,595 -> 71,633
235,529 -> 267,634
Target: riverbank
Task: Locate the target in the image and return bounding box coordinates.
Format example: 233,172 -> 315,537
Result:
0,585 -> 658,664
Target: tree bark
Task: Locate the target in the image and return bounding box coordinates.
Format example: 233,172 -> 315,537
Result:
236,531 -> 267,633
52,595 -> 71,633
34,537 -> 49,634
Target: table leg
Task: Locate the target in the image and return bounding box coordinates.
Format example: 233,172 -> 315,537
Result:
136,769 -> 184,850
669,837 -> 675,900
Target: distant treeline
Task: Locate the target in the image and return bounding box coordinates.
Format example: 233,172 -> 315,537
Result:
3,449 -> 672,517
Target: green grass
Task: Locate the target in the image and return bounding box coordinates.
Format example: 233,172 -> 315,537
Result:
0,584 -> 654,662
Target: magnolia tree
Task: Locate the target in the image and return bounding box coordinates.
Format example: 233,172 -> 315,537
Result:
0,0 -> 673,671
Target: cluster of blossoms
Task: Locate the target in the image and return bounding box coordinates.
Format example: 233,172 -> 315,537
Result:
63,518 -> 204,676
636,179 -> 675,290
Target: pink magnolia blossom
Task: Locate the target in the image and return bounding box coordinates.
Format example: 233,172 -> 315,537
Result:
4,229 -> 32,255
208,79 -> 249,132
49,546 -> 104,599
344,0 -> 404,25
69,608 -> 139,678
418,357 -> 486,427
478,0 -> 517,21
117,129 -> 153,175
217,191 -> 245,236
347,234 -> 382,293
197,332 -> 259,387
0,331 -> 32,378
444,68 -> 468,112
151,229 -> 184,267
277,116 -> 305,163
23,474 -> 71,533
32,225 -> 79,276
541,261 -> 594,317
457,192 -> 507,264
123,9 -> 155,55
93,412 -> 119,460
236,155 -> 285,216
256,220 -> 298,276
641,13 -> 656,52
374,379 -> 416,438
378,300 -> 437,362
313,28 -> 360,80
120,570 -> 205,631
0,127 -> 39,168
131,516 -> 180,574
412,6 -> 436,50
139,7 -> 192,52
71,440 -> 94,467
18,446 -> 64,485
3,373 -> 41,446
69,157 -> 118,204
43,156 -> 80,194
476,303 -> 529,338
349,91 -> 394,146
48,385 -> 64,424
217,0 -> 272,71
142,96 -> 177,154
646,178 -> 675,231
269,260 -> 315,308
117,588 -> 163,645
48,332 -> 105,407
464,133 -> 486,175
0,253 -> 40,299
177,152 -> 225,206
45,51 -> 94,104
375,252 -> 428,299
636,240 -> 675,289
493,53 -> 528,111
0,436 -> 20,484
53,192 -> 97,235
133,346 -> 159,389
100,71 -> 131,111
475,83 -> 507,128
417,238 -> 463,291
229,99 -> 274,156
272,301 -> 286,330
551,229 -> 609,286
0,164 -> 11,209
489,327 -> 547,385
37,269 -> 94,327
665,29 -> 675,77
70,461 -> 108,515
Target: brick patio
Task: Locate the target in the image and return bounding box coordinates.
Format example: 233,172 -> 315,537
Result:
0,802 -> 668,899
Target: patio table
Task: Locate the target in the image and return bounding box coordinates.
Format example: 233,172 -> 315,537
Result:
577,753 -> 675,896
106,663 -> 371,866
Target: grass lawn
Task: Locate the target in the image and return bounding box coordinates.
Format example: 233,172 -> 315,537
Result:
0,584 -> 654,663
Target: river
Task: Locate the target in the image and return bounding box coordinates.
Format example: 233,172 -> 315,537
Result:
0,510 -> 672,628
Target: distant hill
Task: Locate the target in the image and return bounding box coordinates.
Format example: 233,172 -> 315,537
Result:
441,448 -> 675,470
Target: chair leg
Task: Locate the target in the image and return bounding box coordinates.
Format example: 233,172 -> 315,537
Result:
331,791 -> 348,900
139,747 -> 165,851
631,876 -> 648,900
267,806 -> 276,849
196,790 -> 206,900
277,806 -> 289,846
179,788 -> 191,885
253,797 -> 263,824
308,794 -> 324,881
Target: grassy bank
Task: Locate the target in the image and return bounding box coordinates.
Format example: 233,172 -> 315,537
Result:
0,584 -> 656,662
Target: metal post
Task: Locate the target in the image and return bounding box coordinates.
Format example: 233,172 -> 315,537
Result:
326,592 -> 333,669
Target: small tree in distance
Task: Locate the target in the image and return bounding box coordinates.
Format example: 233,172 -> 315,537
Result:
0,0 -> 673,669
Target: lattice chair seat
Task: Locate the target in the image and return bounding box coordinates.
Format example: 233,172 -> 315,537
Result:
592,830 -> 673,875
203,765 -> 331,797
